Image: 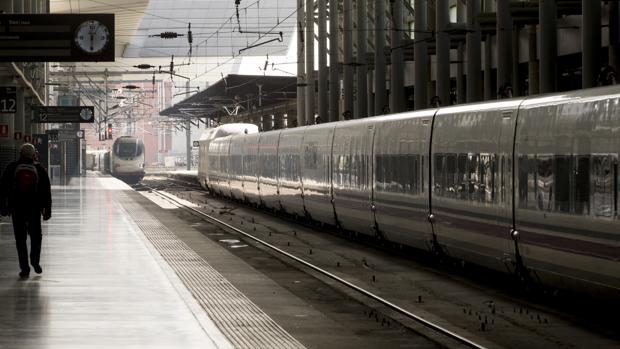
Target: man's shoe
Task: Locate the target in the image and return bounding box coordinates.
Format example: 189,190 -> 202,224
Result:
19,270 -> 29,278
33,265 -> 42,274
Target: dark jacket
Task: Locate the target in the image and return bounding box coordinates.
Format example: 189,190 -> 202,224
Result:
0,158 -> 52,215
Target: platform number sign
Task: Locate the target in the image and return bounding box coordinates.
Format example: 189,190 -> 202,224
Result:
0,87 -> 16,114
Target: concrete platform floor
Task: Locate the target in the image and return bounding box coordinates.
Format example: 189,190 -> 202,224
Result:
0,177 -> 231,349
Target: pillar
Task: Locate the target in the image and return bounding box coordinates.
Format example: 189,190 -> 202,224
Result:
343,0 -> 354,117
390,0 -> 404,113
329,0 -> 339,122
512,25 -> 520,96
297,0 -> 306,127
318,0 -> 328,122
367,71 -> 374,117
305,0 -> 315,125
436,0 -> 450,106
528,25 -> 539,95
582,0 -> 601,88
466,0 -> 482,102
414,0 -> 429,110
456,0 -> 465,104
484,35 -> 493,100
540,0 -> 557,93
356,0 -> 368,118
374,0 -> 387,115
496,0 -> 512,94
610,0 -> 620,72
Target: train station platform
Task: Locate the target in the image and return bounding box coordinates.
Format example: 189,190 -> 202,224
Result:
0,175 -> 306,349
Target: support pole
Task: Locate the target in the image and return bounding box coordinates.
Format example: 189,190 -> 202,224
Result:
512,25 -> 520,96
186,81 -> 191,171
582,0 -> 601,88
356,0 -> 368,118
527,25 -> 539,95
496,0 -> 512,94
484,35 -> 493,100
305,0 -> 315,125
540,0 -> 557,93
456,0 -> 465,104
414,0 -> 428,110
466,0 -> 481,102
374,0 -> 387,115
329,0 -> 339,122
297,0 -> 306,127
390,0 -> 404,113
610,0 -> 620,72
436,0 -> 450,106
343,0 -> 354,117
367,71 -> 374,115
318,0 -> 328,123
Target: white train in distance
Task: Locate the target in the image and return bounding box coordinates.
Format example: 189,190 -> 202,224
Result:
105,136 -> 145,184
198,86 -> 620,300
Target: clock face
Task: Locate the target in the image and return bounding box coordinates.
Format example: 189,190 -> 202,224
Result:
75,20 -> 110,54
79,108 -> 93,121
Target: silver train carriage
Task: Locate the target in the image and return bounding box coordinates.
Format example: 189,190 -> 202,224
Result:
200,86 -> 620,298
110,136 -> 145,184
197,123 -> 259,191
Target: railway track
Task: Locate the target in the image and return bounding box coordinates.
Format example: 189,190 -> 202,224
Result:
141,181 -> 489,349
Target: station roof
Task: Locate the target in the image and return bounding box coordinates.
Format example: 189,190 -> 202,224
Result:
160,74 -> 296,119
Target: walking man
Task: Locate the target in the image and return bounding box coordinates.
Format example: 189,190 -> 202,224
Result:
0,143 -> 52,278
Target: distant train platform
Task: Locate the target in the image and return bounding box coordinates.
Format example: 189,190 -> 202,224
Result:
0,175 -> 306,349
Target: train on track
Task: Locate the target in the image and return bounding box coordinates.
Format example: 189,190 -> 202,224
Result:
198,86 -> 620,298
108,136 -> 145,184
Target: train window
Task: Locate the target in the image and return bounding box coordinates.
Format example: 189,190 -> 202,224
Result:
434,154 -> 445,196
574,156 -> 590,215
554,156 -> 571,213
445,154 -> 457,198
480,154 -> 496,203
592,155 -> 614,218
536,155 -> 554,212
457,154 -> 468,200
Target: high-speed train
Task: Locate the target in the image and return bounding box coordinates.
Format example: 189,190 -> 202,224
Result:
109,136 -> 145,184
199,86 -> 620,298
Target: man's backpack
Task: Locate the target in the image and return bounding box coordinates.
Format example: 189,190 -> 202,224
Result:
14,163 -> 38,194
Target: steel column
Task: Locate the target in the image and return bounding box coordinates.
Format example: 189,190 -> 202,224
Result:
329,0 -> 339,122
343,0 -> 354,117
305,0 -> 315,125
436,0 -> 450,106
185,81 -> 191,171
356,0 -> 368,118
512,26 -> 520,96
540,0 -> 557,93
297,0 -> 306,127
456,0 -> 465,104
582,0 -> 601,88
318,0 -> 328,122
367,71 -> 374,116
466,0 -> 481,102
528,25 -> 539,95
390,0 -> 404,113
484,35 -> 493,100
496,0 -> 512,94
374,0 -> 387,115
414,0 -> 428,110
610,0 -> 620,72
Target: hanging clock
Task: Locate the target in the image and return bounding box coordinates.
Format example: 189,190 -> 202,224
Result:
79,107 -> 93,122
74,20 -> 110,54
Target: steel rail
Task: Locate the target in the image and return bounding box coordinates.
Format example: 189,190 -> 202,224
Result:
146,184 -> 488,349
